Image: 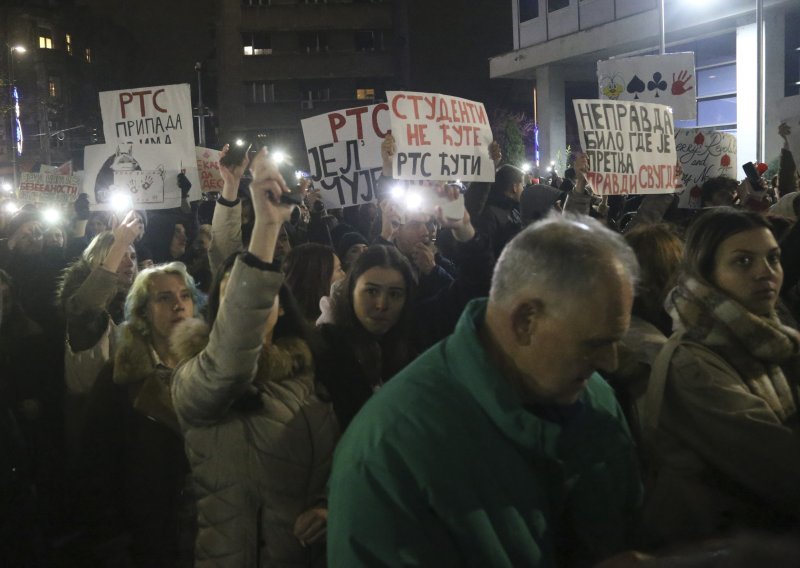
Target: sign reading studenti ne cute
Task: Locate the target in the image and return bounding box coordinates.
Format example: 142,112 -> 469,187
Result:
597,53 -> 696,120
18,172 -> 82,205
573,99 -> 680,195
386,91 -> 495,182
674,129 -> 737,209
98,83 -> 200,202
301,103 -> 389,209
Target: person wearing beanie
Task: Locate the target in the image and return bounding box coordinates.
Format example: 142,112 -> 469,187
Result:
336,231 -> 369,272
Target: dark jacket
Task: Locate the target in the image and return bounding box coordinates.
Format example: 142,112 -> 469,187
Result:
474,193 -> 522,258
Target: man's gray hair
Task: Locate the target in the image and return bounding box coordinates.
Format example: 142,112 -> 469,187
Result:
490,213 -> 639,306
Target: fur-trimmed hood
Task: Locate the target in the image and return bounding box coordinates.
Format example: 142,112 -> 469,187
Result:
57,258 -> 126,318
114,321 -> 180,434
171,317 -> 314,385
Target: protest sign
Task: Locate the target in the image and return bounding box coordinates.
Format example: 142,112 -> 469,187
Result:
18,172 -> 82,205
386,91 -> 495,182
301,103 -> 389,209
597,53 -> 696,120
674,128 -> 737,209
98,83 -> 200,203
83,143 -> 188,210
196,147 -> 224,193
573,99 -> 680,195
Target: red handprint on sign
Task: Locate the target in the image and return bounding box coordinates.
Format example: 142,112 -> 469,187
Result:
671,70 -> 694,95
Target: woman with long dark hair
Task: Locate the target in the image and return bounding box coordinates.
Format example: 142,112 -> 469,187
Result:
282,242 -> 345,323
641,207 -> 800,545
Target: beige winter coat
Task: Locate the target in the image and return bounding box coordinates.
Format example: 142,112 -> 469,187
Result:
171,259 -> 338,568
641,334 -> 800,545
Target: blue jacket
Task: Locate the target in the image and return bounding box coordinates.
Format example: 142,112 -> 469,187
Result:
328,299 -> 641,567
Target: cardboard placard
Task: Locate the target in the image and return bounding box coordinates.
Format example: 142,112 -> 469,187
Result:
196,147 -> 225,193
301,103 -> 389,209
386,91 -> 495,182
573,99 -> 680,195
674,129 -> 737,209
597,53 -> 696,120
18,172 -> 82,205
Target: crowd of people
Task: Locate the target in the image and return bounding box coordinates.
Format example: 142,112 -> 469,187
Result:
1,122 -> 799,567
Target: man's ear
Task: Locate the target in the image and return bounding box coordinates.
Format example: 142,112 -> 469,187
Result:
509,298 -> 544,346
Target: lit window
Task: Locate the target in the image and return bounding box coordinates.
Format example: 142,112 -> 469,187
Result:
84,48 -> 92,62
38,29 -> 53,49
356,88 -> 375,100
65,34 -> 72,55
242,32 -> 272,56
48,77 -> 59,97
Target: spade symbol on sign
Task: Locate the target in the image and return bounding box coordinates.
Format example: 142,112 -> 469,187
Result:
627,75 -> 646,99
647,72 -> 668,97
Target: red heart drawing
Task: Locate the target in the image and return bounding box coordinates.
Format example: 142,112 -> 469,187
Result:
694,132 -> 705,146
720,154 -> 730,167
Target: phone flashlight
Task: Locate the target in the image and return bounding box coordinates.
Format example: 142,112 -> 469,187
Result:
271,150 -> 288,165
3,201 -> 20,214
42,207 -> 62,225
110,190 -> 133,212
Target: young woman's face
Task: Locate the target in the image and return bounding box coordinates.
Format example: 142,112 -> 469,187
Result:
170,224 -> 187,258
352,266 -> 407,335
118,245 -> 138,288
145,273 -> 194,342
44,227 -> 65,249
712,228 -> 783,316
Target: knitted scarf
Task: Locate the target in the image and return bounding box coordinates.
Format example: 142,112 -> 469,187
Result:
668,275 -> 800,422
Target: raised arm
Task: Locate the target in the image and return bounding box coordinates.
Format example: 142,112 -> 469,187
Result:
172,148 -> 293,427
209,144 -> 250,275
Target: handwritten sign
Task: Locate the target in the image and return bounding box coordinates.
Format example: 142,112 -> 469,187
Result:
301,103 -> 388,209
18,172 -> 82,205
597,53 -> 696,120
98,83 -> 200,201
196,147 -> 224,193
674,129 -> 737,209
386,91 -> 495,182
573,99 -> 680,195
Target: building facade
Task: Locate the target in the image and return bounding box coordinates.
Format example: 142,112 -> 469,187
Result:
490,0 -> 800,169
217,0 -> 409,169
1,1 -> 102,187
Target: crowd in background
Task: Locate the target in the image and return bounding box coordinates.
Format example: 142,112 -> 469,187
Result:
0,121 -> 799,567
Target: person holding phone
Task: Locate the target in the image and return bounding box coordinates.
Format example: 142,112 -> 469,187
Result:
171,148 -> 338,566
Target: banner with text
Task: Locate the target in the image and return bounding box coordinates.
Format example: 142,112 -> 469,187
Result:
597,53 -> 696,120
386,91 -> 495,182
196,147 -> 224,193
18,172 -> 82,205
83,143 -> 186,210
98,83 -> 200,202
674,129 -> 737,209
301,103 -> 389,209
573,99 -> 680,195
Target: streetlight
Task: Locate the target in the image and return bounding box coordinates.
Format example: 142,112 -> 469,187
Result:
195,61 -> 206,146
7,44 -> 26,192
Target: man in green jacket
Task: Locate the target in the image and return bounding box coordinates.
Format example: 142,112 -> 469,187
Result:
327,214 -> 643,567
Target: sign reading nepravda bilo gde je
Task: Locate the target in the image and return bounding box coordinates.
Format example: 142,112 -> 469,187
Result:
573,99 -> 681,195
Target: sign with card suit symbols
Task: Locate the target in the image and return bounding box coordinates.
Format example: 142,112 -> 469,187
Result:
598,53 -> 696,120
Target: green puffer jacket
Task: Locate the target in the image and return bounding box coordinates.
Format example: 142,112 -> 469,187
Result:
172,259 -> 338,568
328,299 -> 642,567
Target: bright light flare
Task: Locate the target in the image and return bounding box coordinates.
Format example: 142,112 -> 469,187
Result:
110,191 -> 133,212
404,191 -> 424,212
521,163 -> 531,173
235,139 -> 245,147
271,150 -> 287,165
294,170 -> 304,180
42,208 -> 62,224
3,201 -> 20,214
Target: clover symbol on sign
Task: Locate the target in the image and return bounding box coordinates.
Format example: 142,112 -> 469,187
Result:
647,72 -> 668,97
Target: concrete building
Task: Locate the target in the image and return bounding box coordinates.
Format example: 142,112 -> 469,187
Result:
490,0 -> 800,169
1,1 -> 103,187
217,0 -> 409,169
